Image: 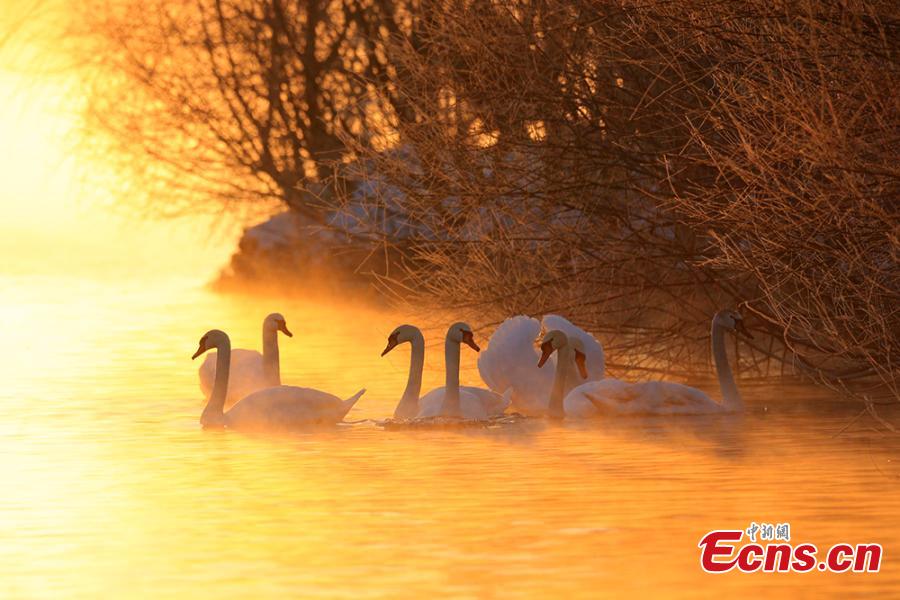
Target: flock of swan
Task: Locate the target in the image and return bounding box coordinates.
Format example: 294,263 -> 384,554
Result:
192,309 -> 752,431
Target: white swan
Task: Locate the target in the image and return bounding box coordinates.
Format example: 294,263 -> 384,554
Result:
477,314 -> 604,414
193,329 -> 365,430
536,330 -> 588,418
382,323 -> 508,420
563,310 -> 752,416
381,324 -> 425,419
198,312 -> 293,407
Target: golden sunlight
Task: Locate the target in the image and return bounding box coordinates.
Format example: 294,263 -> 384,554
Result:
0,1 -> 897,598
0,3 -> 238,281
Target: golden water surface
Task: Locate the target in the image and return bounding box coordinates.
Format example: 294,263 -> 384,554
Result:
0,274 -> 898,598
1,7 -> 898,595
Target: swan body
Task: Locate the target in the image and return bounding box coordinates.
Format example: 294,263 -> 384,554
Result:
477,314 -> 604,414
224,386 -> 366,430
198,313 -> 292,407
382,323 -> 508,420
564,379 -> 720,416
415,387 -> 495,420
193,329 -> 364,430
563,310 -> 750,416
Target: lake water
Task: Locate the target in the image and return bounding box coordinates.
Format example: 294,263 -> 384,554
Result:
0,274 -> 897,598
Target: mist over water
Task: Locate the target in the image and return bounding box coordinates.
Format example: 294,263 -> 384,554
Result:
1,274 -> 898,598
1,5 -> 898,596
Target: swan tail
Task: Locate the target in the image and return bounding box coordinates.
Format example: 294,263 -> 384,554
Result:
340,388 -> 366,418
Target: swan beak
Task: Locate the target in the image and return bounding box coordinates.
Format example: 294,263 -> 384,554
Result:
278,321 -> 293,337
381,333 -> 399,357
575,349 -> 588,379
537,341 -> 554,368
735,319 -> 754,339
461,330 -> 480,352
191,343 -> 206,360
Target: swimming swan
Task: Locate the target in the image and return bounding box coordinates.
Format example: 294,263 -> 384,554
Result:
381,323 -> 508,420
477,314 -> 604,414
198,313 -> 293,408
193,329 -> 365,430
563,310 -> 752,416
535,330 -> 588,418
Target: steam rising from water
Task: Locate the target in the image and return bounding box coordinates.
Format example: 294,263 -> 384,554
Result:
0,276 -> 898,597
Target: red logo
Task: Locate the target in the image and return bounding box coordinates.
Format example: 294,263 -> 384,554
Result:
699,524 -> 882,573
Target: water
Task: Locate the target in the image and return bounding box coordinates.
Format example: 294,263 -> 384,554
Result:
0,274 -> 897,598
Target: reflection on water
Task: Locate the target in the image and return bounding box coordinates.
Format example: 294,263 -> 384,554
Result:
0,274 -> 898,598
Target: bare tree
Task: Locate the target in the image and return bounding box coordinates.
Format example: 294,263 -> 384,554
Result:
347,0 -> 899,401
664,0 -> 900,400
76,0 -> 899,402
78,0 -> 418,220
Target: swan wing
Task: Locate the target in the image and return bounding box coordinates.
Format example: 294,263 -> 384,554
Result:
459,391 -> 490,420
564,379 -> 632,417
416,387 -> 446,418
568,380 -> 721,415
416,387 -> 491,420
199,349 -> 267,406
476,316 -> 553,413
542,314 -> 605,380
226,385 -> 345,429
637,381 -> 721,414
460,385 -> 509,416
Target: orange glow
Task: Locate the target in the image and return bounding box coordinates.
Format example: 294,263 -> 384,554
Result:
0,3 -> 898,598
0,2 -> 238,282
0,67 -> 239,280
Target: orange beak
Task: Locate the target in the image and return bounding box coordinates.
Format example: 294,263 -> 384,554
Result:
461,330 -> 480,352
537,341 -> 554,368
278,321 -> 293,337
575,349 -> 588,378
735,319 -> 753,339
381,337 -> 398,357
191,342 -> 206,360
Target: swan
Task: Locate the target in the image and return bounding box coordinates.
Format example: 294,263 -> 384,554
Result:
477,314 -> 604,414
563,310 -> 752,416
381,324 -> 425,419
381,323 -> 508,420
193,329 -> 365,430
198,312 -> 293,407
536,330 -> 588,418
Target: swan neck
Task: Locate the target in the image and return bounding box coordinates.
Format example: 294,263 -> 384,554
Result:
548,347 -> 572,418
202,340 -> 230,425
441,335 -> 462,417
712,321 -> 742,409
394,329 -> 425,419
262,326 -> 280,386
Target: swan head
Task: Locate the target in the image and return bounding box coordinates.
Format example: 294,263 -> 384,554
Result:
714,310 -> 753,339
192,329 -> 229,360
263,313 -> 292,337
447,322 -> 480,352
537,329 -> 569,367
381,324 -> 421,356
